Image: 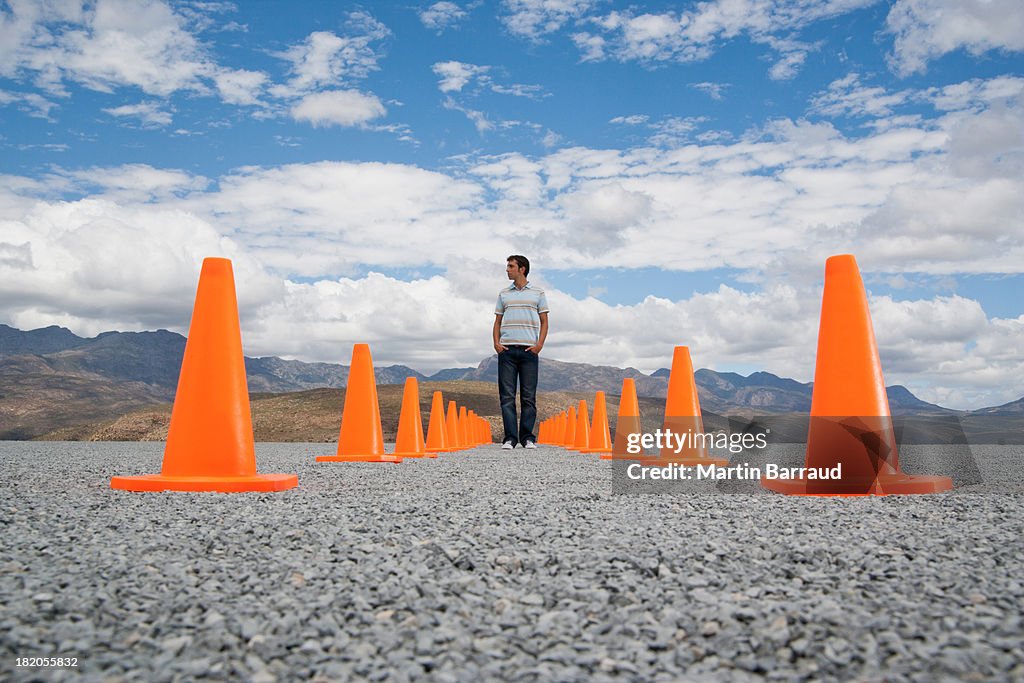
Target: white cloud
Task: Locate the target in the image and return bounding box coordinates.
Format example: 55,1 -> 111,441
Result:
432,60 -> 546,102
767,47 -> 808,81
273,17 -> 389,99
432,61 -> 490,93
926,75 -> 1024,112
610,114 -> 649,126
610,114 -> 707,146
102,101 -> 173,128
571,31 -> 606,61
290,90 -> 386,127
810,73 -> 915,118
442,96 -> 494,133
886,0 -> 1024,77
0,196 -> 280,334
501,0 -> 598,40
58,164 -> 210,202
419,1 -> 468,32
691,82 -> 729,101
0,0 -> 269,108
0,89 -> 58,120
213,68 -> 267,106
575,0 -> 876,78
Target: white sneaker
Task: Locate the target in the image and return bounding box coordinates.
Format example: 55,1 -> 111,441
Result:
524,441 -> 537,449
502,441 -> 514,449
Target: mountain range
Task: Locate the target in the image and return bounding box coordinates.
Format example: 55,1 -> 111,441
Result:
2,324 -> 1021,440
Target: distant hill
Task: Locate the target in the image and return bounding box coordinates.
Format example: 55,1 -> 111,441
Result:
0,323 -> 1010,440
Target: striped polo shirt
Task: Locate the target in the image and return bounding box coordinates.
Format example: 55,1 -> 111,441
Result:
495,282 -> 549,346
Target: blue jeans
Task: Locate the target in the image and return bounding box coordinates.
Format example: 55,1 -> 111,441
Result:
498,346 -> 538,446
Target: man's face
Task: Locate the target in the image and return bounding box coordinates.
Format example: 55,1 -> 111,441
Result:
506,260 -> 524,279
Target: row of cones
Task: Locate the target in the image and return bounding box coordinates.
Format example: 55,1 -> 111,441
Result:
537,254 -> 953,496
111,253 -> 954,496
537,347 -> 727,468
316,343 -> 491,463
110,258 -> 490,493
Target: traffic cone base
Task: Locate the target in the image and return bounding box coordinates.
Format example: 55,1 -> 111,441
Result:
111,473 -> 297,493
316,453 -> 402,463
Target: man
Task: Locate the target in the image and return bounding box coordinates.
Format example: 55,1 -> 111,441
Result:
493,254 -> 549,449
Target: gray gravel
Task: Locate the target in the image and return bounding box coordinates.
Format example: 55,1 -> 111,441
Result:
1,442 -> 1022,682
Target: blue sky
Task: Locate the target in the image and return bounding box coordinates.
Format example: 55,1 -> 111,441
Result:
2,0 -> 1023,409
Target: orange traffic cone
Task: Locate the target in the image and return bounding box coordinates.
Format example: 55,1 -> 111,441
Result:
611,378 -> 642,460
317,344 -> 401,463
459,406 -> 471,448
392,377 -> 427,458
585,391 -> 613,457
446,400 -> 462,450
572,400 -> 590,451
562,406 -> 577,448
111,258 -> 297,492
762,255 -> 953,495
644,346 -> 728,467
424,390 -> 448,456
554,412 -> 566,444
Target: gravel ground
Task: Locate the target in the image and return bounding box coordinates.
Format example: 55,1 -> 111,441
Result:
1,442 -> 1022,682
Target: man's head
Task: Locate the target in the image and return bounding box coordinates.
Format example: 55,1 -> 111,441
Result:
506,254 -> 530,279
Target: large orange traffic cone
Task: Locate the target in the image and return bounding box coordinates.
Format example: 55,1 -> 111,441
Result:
392,377 -> 427,458
585,391 -> 613,457
571,400 -> 590,451
762,255 -> 953,495
317,344 -> 401,463
111,258 -> 297,492
611,378 -> 642,460
645,346 -> 728,467
424,390 -> 448,456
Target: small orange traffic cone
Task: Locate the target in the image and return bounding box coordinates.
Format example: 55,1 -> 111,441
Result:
644,346 -> 728,467
572,400 -> 590,451
111,258 -> 297,492
762,255 -> 953,495
446,400 -> 462,450
459,406 -> 471,448
584,391 -> 613,457
562,406 -> 577,448
392,377 -> 427,458
317,344 -> 401,463
611,378 -> 642,460
424,390 -> 448,456
554,412 -> 566,444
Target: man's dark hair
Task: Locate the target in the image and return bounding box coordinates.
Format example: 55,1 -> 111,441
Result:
507,254 -> 530,276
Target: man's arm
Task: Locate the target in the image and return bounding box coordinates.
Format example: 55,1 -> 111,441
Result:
493,314 -> 506,353
528,312 -> 548,354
